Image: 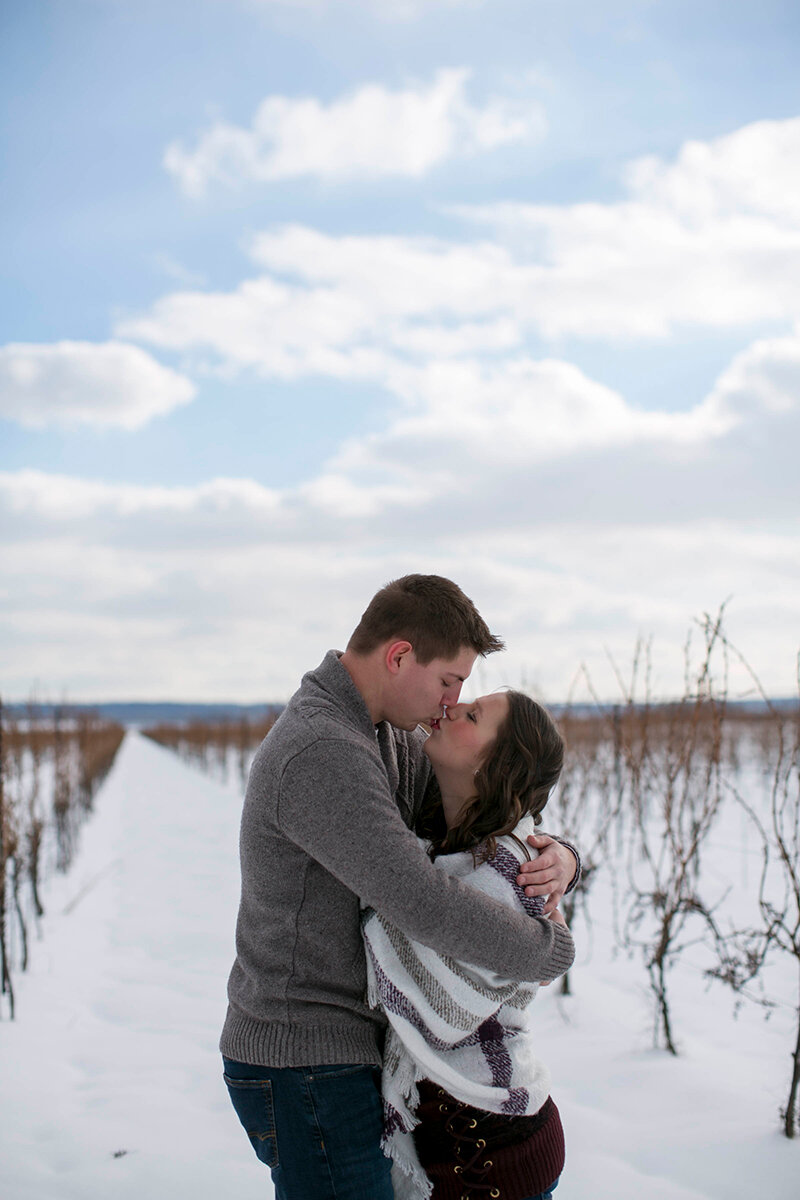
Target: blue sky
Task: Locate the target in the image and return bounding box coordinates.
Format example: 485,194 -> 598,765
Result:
2,0 -> 799,701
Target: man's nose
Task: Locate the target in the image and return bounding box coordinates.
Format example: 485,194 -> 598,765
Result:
442,683 -> 463,707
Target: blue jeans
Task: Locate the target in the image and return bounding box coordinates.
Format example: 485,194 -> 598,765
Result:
222,1056 -> 394,1200
524,1180 -> 560,1200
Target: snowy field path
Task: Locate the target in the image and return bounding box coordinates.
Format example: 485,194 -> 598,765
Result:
1,731 -> 271,1200
2,731 -> 798,1199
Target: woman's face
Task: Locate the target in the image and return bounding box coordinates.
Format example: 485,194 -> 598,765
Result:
424,692 -> 509,775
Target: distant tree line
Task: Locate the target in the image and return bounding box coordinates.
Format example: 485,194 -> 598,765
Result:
141,712 -> 278,788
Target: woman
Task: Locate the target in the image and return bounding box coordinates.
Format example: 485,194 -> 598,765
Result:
362,690 -> 571,1200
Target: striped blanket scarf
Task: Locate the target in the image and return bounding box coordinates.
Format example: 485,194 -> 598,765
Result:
362,813 -> 553,1200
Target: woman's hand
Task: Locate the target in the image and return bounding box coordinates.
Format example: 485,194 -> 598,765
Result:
516,835 -> 578,914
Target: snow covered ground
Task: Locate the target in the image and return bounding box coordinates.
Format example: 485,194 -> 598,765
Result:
1,731 -> 797,1199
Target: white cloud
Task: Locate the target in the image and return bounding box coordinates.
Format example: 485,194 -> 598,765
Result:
454,116 -> 800,338
5,336 -> 795,541
164,69 -> 545,196
108,304 -> 800,535
705,329 -> 800,421
2,467 -> 796,701
626,117 -> 800,226
0,470 -> 284,547
123,117 -> 800,387
0,341 -> 195,430
299,340 -> 800,534
2,332 -> 799,697
117,228 -> 522,383
8,114 -> 800,700
335,356 -> 737,470
117,270 -> 395,381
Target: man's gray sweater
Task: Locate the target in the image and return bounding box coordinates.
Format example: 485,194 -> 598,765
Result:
220,651 -> 575,1068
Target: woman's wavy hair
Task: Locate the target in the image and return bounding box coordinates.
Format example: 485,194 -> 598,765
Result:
416,690 -> 565,862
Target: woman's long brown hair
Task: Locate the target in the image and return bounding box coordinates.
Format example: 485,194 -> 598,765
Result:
416,690 -> 565,863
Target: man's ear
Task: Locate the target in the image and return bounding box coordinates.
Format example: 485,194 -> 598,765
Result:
384,640 -> 413,674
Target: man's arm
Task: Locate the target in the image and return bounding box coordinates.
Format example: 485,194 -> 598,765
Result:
277,740 -> 575,985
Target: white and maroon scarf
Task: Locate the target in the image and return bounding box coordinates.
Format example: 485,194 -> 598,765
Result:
362,814 -> 553,1200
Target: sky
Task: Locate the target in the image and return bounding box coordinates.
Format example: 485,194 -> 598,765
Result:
1,0 -> 799,703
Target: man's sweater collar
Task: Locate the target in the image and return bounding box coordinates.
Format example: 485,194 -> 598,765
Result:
305,649 -> 378,739
304,650 -> 402,796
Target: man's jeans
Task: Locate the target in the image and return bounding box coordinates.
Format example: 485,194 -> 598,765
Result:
222,1056 -> 394,1200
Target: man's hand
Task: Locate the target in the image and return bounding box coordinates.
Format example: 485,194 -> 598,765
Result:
516,835 -> 578,914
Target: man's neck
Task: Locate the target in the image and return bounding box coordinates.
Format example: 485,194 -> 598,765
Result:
339,648 -> 384,725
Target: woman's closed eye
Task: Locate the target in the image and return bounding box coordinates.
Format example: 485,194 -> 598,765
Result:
467,711 -> 477,723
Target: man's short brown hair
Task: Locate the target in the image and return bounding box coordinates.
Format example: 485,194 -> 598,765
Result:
347,574 -> 504,664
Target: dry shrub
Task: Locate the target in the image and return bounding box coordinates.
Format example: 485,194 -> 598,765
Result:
142,713 -> 277,786
0,699 -> 125,1018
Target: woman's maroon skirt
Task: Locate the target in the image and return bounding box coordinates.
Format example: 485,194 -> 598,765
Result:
411,1080 -> 565,1200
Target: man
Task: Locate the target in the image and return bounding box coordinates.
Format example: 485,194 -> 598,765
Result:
221,575 -> 578,1199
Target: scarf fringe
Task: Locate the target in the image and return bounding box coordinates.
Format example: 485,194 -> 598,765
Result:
386,1133 -> 434,1200
380,1028 -> 433,1200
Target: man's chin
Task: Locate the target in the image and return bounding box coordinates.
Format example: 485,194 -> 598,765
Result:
393,717 -> 424,732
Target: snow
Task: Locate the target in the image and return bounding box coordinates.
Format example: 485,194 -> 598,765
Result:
1,731 -> 798,1199
1,731 -> 266,1199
